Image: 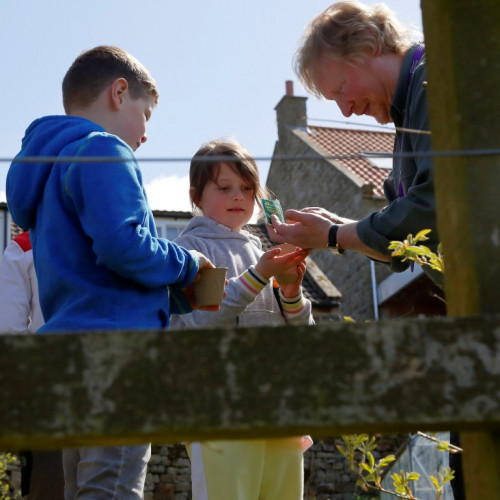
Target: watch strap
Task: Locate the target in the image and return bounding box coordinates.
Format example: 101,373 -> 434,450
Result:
327,224 -> 344,254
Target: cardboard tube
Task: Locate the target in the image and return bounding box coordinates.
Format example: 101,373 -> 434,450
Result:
193,267 -> 227,306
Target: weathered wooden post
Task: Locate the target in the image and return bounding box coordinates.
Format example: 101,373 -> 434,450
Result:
421,0 -> 500,497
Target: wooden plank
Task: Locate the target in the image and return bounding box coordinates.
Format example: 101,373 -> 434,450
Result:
421,0 -> 500,317
421,1 -> 500,498
460,432 -> 500,500
1,316 -> 499,450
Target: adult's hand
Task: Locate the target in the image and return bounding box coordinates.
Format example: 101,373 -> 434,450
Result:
300,207 -> 356,225
267,209 -> 332,249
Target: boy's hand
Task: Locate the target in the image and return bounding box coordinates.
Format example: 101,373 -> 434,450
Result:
255,246 -> 310,279
181,283 -> 226,312
182,250 -> 226,311
189,250 -> 215,276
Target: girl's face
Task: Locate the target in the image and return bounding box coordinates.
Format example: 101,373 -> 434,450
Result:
193,162 -> 256,231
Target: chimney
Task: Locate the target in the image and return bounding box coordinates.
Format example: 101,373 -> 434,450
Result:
275,80 -> 307,143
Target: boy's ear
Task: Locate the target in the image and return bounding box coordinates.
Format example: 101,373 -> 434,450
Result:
109,78 -> 129,110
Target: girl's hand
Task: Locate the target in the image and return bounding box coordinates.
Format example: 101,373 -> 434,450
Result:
278,260 -> 307,298
255,246 -> 310,279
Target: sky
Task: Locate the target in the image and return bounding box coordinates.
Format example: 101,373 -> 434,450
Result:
0,0 -> 423,212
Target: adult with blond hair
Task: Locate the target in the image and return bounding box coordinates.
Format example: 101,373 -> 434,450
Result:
268,2 -> 464,498
269,0 -> 441,285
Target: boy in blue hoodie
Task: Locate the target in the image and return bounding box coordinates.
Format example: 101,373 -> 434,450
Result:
6,45 -> 216,499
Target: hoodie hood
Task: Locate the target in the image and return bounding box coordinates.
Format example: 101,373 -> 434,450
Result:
179,215 -> 262,247
7,115 -> 105,229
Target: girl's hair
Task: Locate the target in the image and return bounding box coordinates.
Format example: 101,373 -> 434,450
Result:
62,45 -> 159,113
294,0 -> 419,98
189,139 -> 268,211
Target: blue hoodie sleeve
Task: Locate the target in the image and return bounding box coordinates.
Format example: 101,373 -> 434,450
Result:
64,134 -> 198,289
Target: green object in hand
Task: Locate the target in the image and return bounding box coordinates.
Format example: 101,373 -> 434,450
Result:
261,198 -> 285,224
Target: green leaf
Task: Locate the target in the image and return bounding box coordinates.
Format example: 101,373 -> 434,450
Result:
360,463 -> 373,473
378,455 -> 396,467
336,444 -> 347,457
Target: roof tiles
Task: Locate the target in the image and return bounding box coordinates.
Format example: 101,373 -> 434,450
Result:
306,126 -> 395,197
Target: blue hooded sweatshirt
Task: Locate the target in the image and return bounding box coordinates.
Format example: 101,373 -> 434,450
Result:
7,115 -> 198,332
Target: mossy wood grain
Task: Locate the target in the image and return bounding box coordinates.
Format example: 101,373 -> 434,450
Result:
1,316 -> 499,450
421,1 -> 500,498
421,0 -> 500,316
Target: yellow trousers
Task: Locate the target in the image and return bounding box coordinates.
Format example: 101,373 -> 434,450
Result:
187,438 -> 304,500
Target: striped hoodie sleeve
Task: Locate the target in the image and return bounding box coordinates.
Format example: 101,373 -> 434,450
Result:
238,266 -> 269,295
279,288 -> 315,325
170,265 -> 270,329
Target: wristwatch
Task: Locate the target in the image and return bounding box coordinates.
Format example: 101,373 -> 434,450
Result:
327,224 -> 345,255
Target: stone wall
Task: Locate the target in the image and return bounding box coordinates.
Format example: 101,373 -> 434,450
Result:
145,445 -> 191,500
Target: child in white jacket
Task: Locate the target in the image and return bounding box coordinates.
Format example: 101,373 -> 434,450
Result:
0,231 -> 64,499
170,139 -> 314,500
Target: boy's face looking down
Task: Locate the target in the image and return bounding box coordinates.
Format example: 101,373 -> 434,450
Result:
108,78 -> 155,151
93,77 -> 155,152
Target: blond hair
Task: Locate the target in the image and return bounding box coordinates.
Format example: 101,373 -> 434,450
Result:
295,0 -> 418,97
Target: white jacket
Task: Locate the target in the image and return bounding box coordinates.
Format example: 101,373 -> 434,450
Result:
0,232 -> 44,334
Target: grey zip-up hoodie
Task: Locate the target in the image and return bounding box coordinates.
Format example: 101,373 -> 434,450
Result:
170,216 -> 314,329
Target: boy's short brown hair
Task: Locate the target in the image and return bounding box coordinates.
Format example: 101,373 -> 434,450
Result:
62,45 -> 159,113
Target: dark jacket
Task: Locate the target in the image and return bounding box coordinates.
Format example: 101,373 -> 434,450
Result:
357,45 -> 442,286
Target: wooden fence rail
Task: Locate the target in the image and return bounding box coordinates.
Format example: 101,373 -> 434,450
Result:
1,316 -> 499,445
1,314 -> 500,500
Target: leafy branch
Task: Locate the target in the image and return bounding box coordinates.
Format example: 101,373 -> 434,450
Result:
337,234 -> 454,499
0,453 -> 20,500
416,431 -> 463,454
388,229 -> 444,273
336,434 -> 457,500
430,466 -> 455,500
